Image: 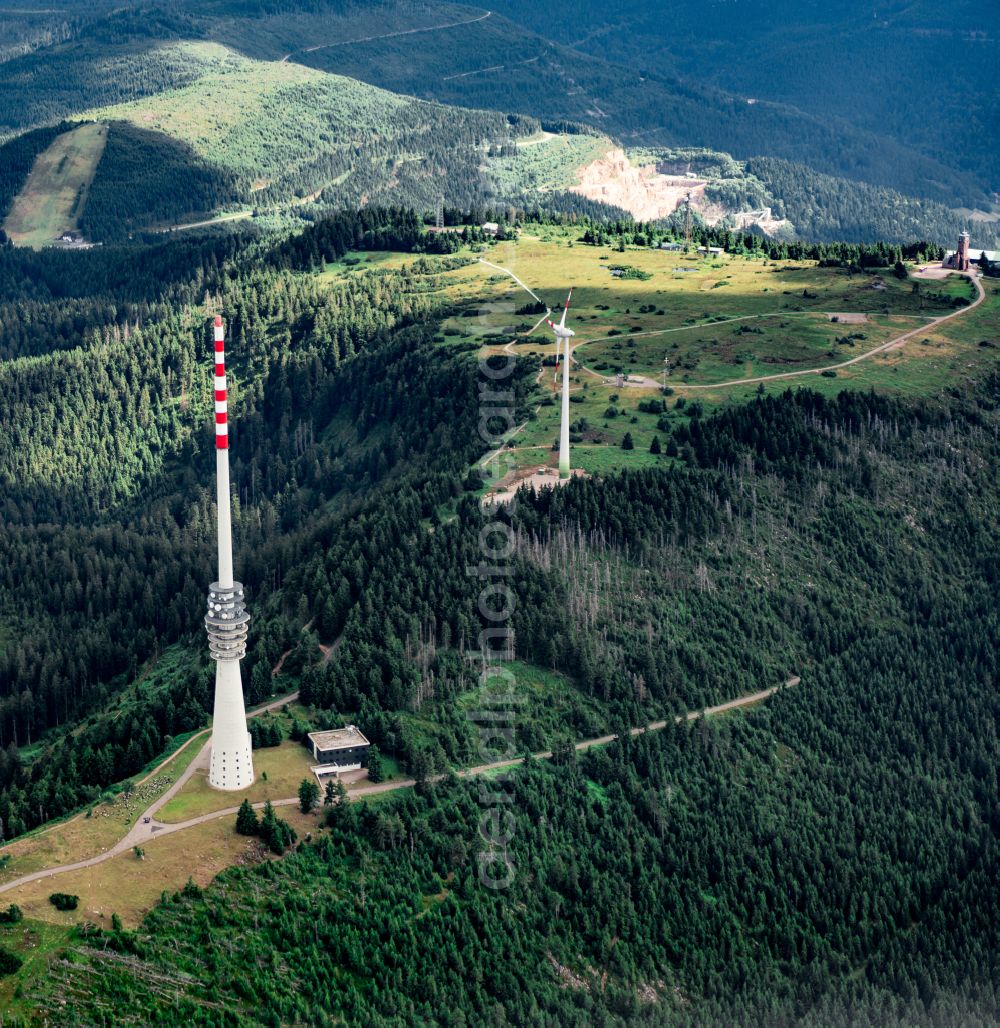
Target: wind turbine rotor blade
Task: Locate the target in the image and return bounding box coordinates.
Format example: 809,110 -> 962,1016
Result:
558,288 -> 573,329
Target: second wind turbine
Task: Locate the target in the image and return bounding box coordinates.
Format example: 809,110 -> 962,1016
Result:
547,289 -> 575,480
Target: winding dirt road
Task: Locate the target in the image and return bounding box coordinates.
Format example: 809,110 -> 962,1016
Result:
0,689 -> 300,896
681,273 -> 985,390
478,257 -> 547,306
480,257 -> 986,391
0,679 -> 796,897
573,280 -> 983,388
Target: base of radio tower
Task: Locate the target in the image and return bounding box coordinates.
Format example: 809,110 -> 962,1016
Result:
208,659 -> 254,790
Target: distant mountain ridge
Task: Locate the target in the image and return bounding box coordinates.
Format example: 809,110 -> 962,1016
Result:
0,0 -> 995,245
2,0 -> 993,206
490,0 -> 1000,197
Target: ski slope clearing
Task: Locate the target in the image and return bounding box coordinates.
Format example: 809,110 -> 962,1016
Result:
2,122 -> 106,248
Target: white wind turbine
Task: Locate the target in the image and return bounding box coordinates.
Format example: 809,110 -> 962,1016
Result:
546,289 -> 574,480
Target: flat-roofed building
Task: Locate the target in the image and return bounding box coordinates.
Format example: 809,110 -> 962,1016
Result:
307,725 -> 371,771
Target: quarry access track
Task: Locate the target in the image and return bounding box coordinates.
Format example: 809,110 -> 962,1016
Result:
0,678 -> 797,896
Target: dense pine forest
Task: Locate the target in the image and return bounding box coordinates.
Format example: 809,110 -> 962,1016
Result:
0,208 -> 985,833
0,208 -> 503,836
1,0 -> 998,1017
271,0 -> 988,208
489,0 -> 1000,199
24,378 -> 1000,1021
0,205 -> 997,1021
0,124 -> 72,220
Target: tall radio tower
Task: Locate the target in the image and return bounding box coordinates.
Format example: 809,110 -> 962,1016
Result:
205,315 -> 254,791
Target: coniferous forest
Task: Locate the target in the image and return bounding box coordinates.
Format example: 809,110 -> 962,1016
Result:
0,203 -> 995,1021
23,372 -> 1000,1016
0,0 -> 998,1019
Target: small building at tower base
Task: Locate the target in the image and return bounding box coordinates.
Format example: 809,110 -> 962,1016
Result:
307,725 -> 371,777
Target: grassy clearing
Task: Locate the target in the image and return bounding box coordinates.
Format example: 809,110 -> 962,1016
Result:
498,369 -> 680,477
682,279 -> 1000,407
308,232 -> 992,492
585,779 -> 609,804
0,737 -> 205,886
0,646 -> 207,883
358,660 -> 612,770
490,132 -> 609,194
83,43 -> 386,181
4,807 -> 319,930
468,233 -> 963,333
581,313 -> 922,382
2,121 -> 107,247
0,920 -> 73,1016
455,660 -> 609,751
0,707 -> 314,931
353,788 -> 407,809
156,739 -> 316,823
309,232 -> 992,487
379,754 -> 404,781
315,249 -> 415,278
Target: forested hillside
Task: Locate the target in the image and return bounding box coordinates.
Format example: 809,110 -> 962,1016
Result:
19,375 -> 1000,1023
2,0 -> 992,217
0,7 -> 207,137
1,0 -> 993,245
1,0 -> 998,1016
491,0 -> 1000,197
77,41 -> 539,237
0,0 -> 111,64
1,206 -> 995,840
745,157 -> 998,246
0,209 -> 518,836
0,124 -> 72,221
285,2 -> 982,208
642,147 -> 996,247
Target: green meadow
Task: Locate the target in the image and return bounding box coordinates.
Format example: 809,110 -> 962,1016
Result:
324,227 -> 997,481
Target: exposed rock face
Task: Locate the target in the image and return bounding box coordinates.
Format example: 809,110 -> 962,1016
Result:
728,207 -> 789,235
570,147 -> 792,237
570,148 -> 706,222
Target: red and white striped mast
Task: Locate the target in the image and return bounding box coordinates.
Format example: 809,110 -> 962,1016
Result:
205,315 -> 254,791
214,316 -> 233,584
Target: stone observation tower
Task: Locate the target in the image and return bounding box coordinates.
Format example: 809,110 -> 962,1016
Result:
205,315 -> 254,791
956,231 -> 971,272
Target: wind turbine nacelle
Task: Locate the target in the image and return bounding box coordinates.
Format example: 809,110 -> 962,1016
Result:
553,326 -> 575,339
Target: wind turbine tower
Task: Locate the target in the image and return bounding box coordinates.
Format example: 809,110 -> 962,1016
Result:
547,290 -> 575,480
205,315 -> 254,791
